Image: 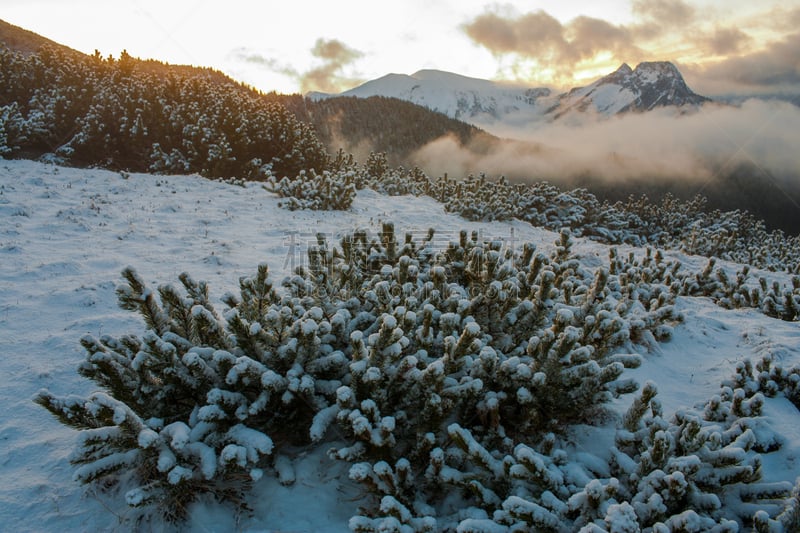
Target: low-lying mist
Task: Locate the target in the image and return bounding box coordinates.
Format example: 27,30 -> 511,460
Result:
410,99 -> 800,233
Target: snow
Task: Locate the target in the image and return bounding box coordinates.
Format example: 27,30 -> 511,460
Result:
2,159 -> 800,530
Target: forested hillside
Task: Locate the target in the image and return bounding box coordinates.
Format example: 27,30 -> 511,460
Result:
277,93 -> 494,165
0,44 -> 328,178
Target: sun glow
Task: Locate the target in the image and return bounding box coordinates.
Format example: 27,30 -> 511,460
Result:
2,0 -> 798,96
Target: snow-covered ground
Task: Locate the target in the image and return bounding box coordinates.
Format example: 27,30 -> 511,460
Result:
1,159 -> 799,531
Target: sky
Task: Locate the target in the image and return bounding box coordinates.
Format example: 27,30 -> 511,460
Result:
3,0 -> 800,96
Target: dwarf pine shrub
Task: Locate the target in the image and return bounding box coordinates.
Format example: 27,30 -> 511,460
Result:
265,168 -> 357,210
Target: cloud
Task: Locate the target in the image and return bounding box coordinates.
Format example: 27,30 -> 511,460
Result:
766,5 -> 800,32
409,100 -> 800,189
462,9 -> 641,79
690,32 -> 800,94
299,38 -> 364,94
567,16 -> 638,62
631,0 -> 695,27
232,38 -> 364,94
233,48 -> 289,71
462,10 -> 566,59
702,27 -> 752,56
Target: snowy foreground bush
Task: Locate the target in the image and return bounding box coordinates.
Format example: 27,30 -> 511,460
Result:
37,224 -> 800,530
265,168 -> 357,210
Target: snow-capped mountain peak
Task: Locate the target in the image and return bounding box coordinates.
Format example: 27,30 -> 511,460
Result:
309,69 -> 554,123
551,61 -> 709,117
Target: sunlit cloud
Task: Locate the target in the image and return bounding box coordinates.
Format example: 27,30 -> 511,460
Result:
232,38 -> 364,94
631,0 -> 695,28
301,38 -> 364,94
461,10 -> 642,85
4,0 -> 800,97
701,27 -> 752,56
687,32 -> 800,95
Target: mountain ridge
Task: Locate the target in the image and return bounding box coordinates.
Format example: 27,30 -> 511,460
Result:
0,18 -> 81,56
311,62 -> 711,130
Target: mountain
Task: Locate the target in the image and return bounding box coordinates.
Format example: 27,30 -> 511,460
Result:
309,69 -> 553,124
311,62 -> 710,128
552,62 -> 710,117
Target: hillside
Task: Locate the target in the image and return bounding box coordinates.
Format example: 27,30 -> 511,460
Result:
2,159 -> 800,531
277,93 -> 496,165
0,40 -> 329,178
0,18 -> 80,56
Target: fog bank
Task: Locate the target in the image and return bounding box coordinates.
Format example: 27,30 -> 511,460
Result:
411,99 -> 800,187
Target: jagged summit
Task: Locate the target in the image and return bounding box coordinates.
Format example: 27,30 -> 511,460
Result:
556,61 -> 709,116
598,63 -> 634,85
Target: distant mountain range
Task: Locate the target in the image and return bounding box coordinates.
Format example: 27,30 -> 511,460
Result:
310,62 -> 710,130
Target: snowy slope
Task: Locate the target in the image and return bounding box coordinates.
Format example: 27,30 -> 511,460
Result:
309,69 -> 554,124
1,159 -> 799,531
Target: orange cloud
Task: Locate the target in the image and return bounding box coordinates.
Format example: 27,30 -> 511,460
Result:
702,27 -> 752,56
631,0 -> 695,28
462,9 -> 642,83
300,38 -> 364,94
233,38 -> 364,94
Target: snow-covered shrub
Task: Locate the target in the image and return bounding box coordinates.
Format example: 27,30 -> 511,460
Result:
0,103 -> 21,157
348,151 -> 434,197
729,356 -> 800,419
388,170 -> 800,273
438,370 -> 796,532
669,258 -> 800,322
36,264 -> 349,520
325,227 -> 683,528
443,174 -> 517,221
265,168 -> 357,210
604,247 -> 800,324
601,381 -> 786,531
36,223 -> 682,524
369,165 -> 432,197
